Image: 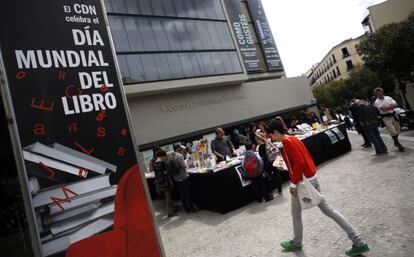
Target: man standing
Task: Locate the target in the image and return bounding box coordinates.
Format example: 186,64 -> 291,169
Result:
349,99 -> 371,148
373,88 -> 405,152
167,143 -> 198,213
211,127 -> 236,162
268,120 -> 370,256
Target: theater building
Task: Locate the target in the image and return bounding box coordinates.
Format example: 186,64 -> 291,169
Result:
103,0 -> 316,164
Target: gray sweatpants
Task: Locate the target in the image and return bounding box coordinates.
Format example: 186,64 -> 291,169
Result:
291,178 -> 363,246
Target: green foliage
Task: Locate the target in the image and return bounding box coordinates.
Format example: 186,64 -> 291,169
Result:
357,12 -> 414,109
314,13 -> 414,109
312,65 -> 394,108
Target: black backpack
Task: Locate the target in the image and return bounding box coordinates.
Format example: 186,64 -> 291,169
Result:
168,153 -> 181,175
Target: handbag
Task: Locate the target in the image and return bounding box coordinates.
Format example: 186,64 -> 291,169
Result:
296,179 -> 322,209
282,136 -> 322,209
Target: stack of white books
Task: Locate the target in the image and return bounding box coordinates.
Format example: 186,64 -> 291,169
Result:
22,142 -> 118,256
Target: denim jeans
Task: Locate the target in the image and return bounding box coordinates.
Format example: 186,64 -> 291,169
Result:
363,125 -> 388,153
291,178 -> 364,246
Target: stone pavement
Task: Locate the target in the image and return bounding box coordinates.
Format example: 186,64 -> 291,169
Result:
153,134 -> 414,257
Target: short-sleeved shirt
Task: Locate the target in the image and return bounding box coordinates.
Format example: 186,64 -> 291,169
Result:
374,96 -> 397,114
211,136 -> 234,157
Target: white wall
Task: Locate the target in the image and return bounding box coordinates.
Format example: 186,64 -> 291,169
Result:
127,76 -> 314,145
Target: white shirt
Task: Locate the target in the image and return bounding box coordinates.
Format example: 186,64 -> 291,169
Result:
375,96 -> 397,114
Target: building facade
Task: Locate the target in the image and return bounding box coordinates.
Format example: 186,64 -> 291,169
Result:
307,35 -> 365,88
362,0 -> 414,34
362,0 -> 414,109
104,0 -> 316,152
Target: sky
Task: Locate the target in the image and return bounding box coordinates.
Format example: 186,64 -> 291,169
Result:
261,0 -> 387,77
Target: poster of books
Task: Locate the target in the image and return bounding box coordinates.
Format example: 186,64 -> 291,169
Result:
332,127 -> 345,140
324,130 -> 339,144
0,1 -> 161,256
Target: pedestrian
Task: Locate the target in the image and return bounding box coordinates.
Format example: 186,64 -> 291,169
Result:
373,87 -> 405,152
256,131 -> 282,194
243,143 -> 273,202
349,99 -> 372,148
343,114 -> 353,130
268,119 -> 370,256
152,149 -> 176,218
167,143 -> 199,213
357,99 -> 388,155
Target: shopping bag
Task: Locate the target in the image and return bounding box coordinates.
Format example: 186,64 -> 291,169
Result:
296,179 -> 322,209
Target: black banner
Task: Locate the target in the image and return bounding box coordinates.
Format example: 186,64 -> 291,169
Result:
0,1 -> 161,256
246,0 -> 284,71
224,0 -> 265,72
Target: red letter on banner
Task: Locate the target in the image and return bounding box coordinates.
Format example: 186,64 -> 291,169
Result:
31,98 -> 54,111
33,123 -> 46,135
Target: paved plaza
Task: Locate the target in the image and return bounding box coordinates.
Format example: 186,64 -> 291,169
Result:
152,133 -> 414,257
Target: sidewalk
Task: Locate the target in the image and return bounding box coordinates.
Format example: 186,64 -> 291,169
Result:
154,134 -> 414,257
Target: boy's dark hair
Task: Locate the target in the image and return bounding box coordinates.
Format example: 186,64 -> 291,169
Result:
245,143 -> 253,151
173,143 -> 182,151
269,119 -> 286,134
156,149 -> 167,158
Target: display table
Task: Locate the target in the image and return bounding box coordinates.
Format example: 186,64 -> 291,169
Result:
146,123 -> 351,214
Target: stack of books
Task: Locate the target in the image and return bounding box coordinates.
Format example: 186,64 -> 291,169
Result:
23,142 -> 118,256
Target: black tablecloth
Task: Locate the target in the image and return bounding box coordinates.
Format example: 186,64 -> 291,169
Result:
146,123 -> 351,214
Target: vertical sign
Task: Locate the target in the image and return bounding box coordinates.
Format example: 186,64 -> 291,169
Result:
224,0 -> 265,72
0,1 -> 162,256
246,0 -> 284,71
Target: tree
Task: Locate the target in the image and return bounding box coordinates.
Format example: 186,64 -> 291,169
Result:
312,80 -> 347,108
345,65 -> 394,100
357,13 -> 414,109
312,65 -> 394,109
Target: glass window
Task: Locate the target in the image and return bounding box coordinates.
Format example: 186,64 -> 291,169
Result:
174,20 -> 192,50
183,0 -> 198,18
151,0 -> 165,16
164,20 -> 182,50
212,0 -> 225,20
166,53 -> 184,78
108,0 -> 126,13
126,55 -> 145,82
174,0 -> 186,18
154,54 -> 172,80
179,53 -> 195,77
139,0 -> 152,15
124,17 -> 144,52
199,52 -> 215,75
185,20 -> 202,50
193,0 -> 208,19
117,55 -> 130,79
189,53 -> 202,76
162,0 -> 176,16
138,19 -> 158,51
110,17 -> 130,52
141,54 -> 159,81
210,52 -> 224,74
346,60 -> 354,71
206,22 -> 220,48
151,19 -> 170,51
125,0 -> 140,14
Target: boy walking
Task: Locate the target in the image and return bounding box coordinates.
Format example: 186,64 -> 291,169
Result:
268,120 -> 370,256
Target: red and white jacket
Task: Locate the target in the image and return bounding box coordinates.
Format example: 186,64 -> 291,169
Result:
281,135 -> 317,188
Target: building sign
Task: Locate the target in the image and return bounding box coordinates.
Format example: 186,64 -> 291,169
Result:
224,0 -> 265,73
246,0 -> 284,71
0,1 -> 162,256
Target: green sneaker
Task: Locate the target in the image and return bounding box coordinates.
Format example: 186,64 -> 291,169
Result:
280,240 -> 303,251
346,244 -> 370,256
